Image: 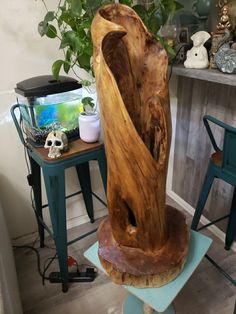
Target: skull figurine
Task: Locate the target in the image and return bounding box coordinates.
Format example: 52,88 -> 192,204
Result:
44,131 -> 68,159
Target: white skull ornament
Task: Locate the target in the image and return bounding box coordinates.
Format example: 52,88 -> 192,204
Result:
44,131 -> 68,159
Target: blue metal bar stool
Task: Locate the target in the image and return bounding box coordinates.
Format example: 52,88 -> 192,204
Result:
11,104 -> 107,292
191,114 -> 236,286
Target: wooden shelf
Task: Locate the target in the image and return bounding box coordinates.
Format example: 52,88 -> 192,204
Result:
172,64 -> 236,87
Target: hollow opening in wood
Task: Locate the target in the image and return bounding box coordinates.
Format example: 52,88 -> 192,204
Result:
127,203 -> 137,227
102,30 -> 142,136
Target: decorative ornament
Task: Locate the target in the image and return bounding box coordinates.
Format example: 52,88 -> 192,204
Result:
44,131 -> 68,159
216,0 -> 231,34
184,31 -> 211,69
91,4 -> 189,288
214,30 -> 236,74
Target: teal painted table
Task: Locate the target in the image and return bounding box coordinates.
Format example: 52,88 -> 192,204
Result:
11,104 -> 108,292
84,230 -> 212,313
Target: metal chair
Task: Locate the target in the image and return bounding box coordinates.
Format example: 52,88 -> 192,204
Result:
191,114 -> 236,286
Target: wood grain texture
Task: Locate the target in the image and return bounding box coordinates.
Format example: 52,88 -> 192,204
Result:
91,4 -> 189,287
173,64 -> 236,87
92,3 -> 170,252
30,140 -> 102,162
173,75 -> 236,231
98,206 -> 189,288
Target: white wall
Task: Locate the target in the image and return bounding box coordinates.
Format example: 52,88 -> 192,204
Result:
0,201 -> 23,314
0,0 -> 107,239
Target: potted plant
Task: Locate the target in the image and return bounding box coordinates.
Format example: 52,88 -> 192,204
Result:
79,96 -> 100,143
38,0 -> 182,141
38,0 -> 182,79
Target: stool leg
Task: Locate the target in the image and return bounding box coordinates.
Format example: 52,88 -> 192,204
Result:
29,156 -> 44,248
76,162 -> 94,223
191,167 -> 214,230
97,146 -> 107,193
43,168 -> 68,292
225,187 -> 236,250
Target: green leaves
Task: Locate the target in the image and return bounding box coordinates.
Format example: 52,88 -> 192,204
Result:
46,25 -> 57,38
44,11 -> 55,23
132,5 -> 147,22
38,11 -> 56,38
38,21 -> 46,37
120,0 -> 133,6
71,0 -> 82,15
52,60 -> 64,79
82,97 -> 94,107
78,53 -> 91,70
60,31 -> 80,50
148,9 -> 164,35
82,96 -> 95,114
38,21 -> 57,38
39,0 -> 183,82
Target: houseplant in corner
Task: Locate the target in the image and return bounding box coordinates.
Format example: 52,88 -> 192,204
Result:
38,0 -> 182,142
38,0 -> 182,81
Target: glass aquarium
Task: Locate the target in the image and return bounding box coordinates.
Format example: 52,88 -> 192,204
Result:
15,75 -> 82,146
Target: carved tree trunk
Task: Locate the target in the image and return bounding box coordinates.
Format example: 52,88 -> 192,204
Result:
91,4 -> 189,288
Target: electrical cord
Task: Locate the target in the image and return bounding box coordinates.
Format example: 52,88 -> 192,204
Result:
13,245 -> 50,281
15,99 -> 97,287
168,43 -> 190,82
42,253 -> 58,285
13,245 -> 58,284
13,244 -> 97,286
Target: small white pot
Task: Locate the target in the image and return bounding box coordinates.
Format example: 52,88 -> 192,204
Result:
78,112 -> 100,143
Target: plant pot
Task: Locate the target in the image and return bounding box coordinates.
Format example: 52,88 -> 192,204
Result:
78,112 -> 100,143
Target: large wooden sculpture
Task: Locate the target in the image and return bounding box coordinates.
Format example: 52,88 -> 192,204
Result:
91,4 -> 189,288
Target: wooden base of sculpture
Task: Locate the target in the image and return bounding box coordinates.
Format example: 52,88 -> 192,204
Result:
98,205 -> 189,288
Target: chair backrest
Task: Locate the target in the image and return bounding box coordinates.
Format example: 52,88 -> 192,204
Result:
203,115 -> 236,177
11,104 -> 27,147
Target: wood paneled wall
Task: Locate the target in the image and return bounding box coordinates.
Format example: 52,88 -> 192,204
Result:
172,75 -> 236,232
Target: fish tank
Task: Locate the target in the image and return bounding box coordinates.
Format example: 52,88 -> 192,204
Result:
15,75 -> 82,146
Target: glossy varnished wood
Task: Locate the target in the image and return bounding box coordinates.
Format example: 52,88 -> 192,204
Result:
91,4 -> 188,287
29,139 -> 102,163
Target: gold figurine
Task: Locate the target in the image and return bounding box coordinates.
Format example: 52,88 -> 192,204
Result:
216,0 -> 231,33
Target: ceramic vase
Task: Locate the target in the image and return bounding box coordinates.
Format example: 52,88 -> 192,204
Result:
78,112 -> 100,143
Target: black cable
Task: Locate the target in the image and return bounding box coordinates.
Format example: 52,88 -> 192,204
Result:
42,253 -> 57,285
13,245 -> 58,284
13,245 -> 45,279
168,43 -> 190,82
20,117 -> 31,175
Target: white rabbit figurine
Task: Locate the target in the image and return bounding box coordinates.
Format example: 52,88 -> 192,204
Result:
184,31 -> 211,69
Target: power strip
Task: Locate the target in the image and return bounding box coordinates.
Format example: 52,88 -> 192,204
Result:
49,268 -> 96,283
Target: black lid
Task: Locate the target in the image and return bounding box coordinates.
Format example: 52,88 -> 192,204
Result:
15,75 -> 82,98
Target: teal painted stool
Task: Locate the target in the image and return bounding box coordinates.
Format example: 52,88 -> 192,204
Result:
84,230 -> 212,313
11,105 -> 107,292
191,115 -> 236,286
